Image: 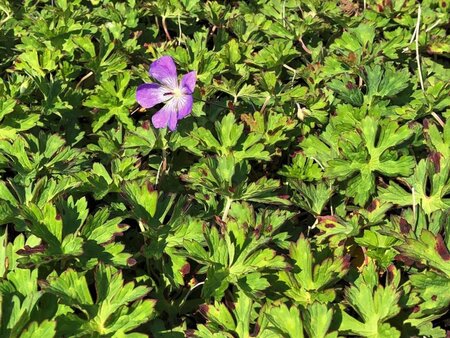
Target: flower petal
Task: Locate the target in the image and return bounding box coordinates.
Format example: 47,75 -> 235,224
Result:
168,108 -> 178,131
181,71 -> 197,94
176,94 -> 194,120
149,56 -> 178,89
151,99 -> 178,130
136,83 -> 171,108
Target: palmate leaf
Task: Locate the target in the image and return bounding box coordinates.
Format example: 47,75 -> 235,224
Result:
265,302 -> 338,338
265,304 -> 304,338
79,208 -> 133,269
82,157 -> 151,200
0,176 -> 80,224
364,63 -> 410,104
338,261 -> 402,338
316,215 -> 361,247
86,127 -> 123,158
200,301 -> 236,333
0,223 -> 46,278
326,116 -> 415,205
84,72 -> 135,132
138,195 -> 205,287
42,264 -> 156,337
184,155 -> 289,207
220,39 -> 242,71
123,121 -> 157,156
15,49 -> 48,78
279,152 -> 323,181
122,180 -> 158,223
212,77 -> 258,103
16,200 -> 133,269
279,234 -> 350,305
198,290 -> 261,337
184,215 -> 288,299
0,132 -> 86,184
240,110 -> 298,151
355,227 -> 399,269
328,77 -> 364,106
20,320 -> 56,338
0,268 -> 44,338
0,95 -> 40,140
291,181 -> 333,215
331,23 -> 375,56
84,162 -> 114,200
249,40 -> 297,70
395,229 -> 450,278
379,159 -> 450,216
199,290 -> 288,338
20,202 -> 83,257
424,119 -> 450,159
191,113 -> 270,161
302,302 -> 337,338
1,0 -> 449,336
300,132 -> 340,170
408,271 -> 450,318
227,201 -> 293,249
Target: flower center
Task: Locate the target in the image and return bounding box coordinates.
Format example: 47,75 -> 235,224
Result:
172,87 -> 183,98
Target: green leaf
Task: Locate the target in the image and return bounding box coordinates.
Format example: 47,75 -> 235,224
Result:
0,268 -> 42,338
339,261 -> 401,338
20,320 -> 56,338
279,234 -> 350,305
396,230 -> 450,277
123,181 -> 158,221
379,159 -> 450,215
84,73 -> 135,132
303,302 -> 337,338
266,304 -> 304,338
200,301 -> 235,331
365,64 -> 410,101
43,264 -> 155,336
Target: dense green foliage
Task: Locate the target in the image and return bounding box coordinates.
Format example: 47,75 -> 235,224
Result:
0,0 -> 449,337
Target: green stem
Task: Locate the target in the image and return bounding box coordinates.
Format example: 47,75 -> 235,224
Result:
138,220 -> 151,274
179,281 -> 205,311
222,197 -> 233,222
156,148 -> 167,185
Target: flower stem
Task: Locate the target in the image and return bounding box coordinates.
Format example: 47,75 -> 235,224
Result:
162,16 -> 172,41
138,220 -> 151,275
222,197 -> 233,222
179,281 -> 205,310
156,148 -> 167,186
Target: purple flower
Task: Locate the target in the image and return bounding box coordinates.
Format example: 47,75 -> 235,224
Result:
136,56 -> 196,131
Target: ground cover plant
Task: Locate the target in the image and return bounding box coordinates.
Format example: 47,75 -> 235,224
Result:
0,0 -> 449,337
